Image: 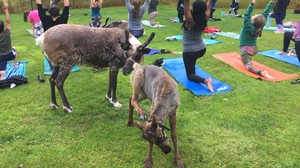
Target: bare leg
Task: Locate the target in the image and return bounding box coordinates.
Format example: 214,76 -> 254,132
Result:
13,51 -> 18,69
0,71 -> 5,80
262,71 -> 274,79
205,78 -> 214,92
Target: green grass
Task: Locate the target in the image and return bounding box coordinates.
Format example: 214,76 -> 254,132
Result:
1,5 -> 300,168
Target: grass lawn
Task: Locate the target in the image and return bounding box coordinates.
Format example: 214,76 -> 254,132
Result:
1,4 -> 300,168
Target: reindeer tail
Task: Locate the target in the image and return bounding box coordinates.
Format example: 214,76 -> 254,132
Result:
35,33 -> 45,49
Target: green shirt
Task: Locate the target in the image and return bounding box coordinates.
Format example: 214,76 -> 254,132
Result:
0,28 -> 12,56
239,2 -> 273,47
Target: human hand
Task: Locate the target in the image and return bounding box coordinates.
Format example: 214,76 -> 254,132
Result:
252,0 -> 257,4
3,1 -> 8,10
148,0 -> 151,3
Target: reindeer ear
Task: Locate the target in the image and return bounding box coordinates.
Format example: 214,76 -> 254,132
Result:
134,121 -> 144,130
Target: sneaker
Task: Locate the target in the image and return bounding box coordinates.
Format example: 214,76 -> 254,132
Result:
274,30 -> 284,34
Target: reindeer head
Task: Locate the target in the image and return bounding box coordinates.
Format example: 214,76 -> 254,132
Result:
122,32 -> 155,76
135,115 -> 171,154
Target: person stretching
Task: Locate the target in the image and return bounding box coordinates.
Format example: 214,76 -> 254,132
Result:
239,0 -> 274,79
182,0 -> 214,92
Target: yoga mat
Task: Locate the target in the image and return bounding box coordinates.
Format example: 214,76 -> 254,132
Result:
258,50 -> 300,67
144,48 -> 161,56
163,58 -> 232,96
142,20 -> 166,28
216,32 -> 240,39
6,61 -> 29,78
44,57 -> 80,75
165,35 -> 222,45
166,17 -> 179,23
27,29 -> 35,37
212,52 -> 299,82
263,26 -> 293,32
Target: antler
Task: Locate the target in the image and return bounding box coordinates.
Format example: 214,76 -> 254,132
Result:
140,32 -> 155,49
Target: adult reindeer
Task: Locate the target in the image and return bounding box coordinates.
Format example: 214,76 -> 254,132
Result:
36,24 -> 155,112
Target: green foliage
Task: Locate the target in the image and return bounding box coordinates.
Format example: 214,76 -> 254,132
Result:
1,5 -> 300,168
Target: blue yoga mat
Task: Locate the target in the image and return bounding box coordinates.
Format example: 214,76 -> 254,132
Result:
163,58 -> 232,96
258,50 -> 300,67
44,57 -> 80,75
6,61 -> 29,78
144,48 -> 161,56
263,26 -> 293,32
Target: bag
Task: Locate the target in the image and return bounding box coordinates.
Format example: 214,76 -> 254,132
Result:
204,26 -> 221,33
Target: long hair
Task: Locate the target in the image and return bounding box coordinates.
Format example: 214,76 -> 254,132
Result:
252,14 -> 266,37
0,20 -> 4,33
132,0 -> 141,19
181,0 -> 207,31
24,11 -> 30,22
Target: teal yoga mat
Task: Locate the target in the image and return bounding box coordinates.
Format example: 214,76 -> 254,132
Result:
44,57 -> 80,75
258,49 -> 300,67
163,58 -> 232,96
6,61 -> 29,78
263,26 -> 293,32
142,20 -> 166,28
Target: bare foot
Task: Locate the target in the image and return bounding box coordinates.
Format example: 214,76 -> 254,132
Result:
262,71 -> 274,80
277,51 -> 287,56
205,78 -> 214,92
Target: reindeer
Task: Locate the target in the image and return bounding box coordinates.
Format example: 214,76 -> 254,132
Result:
35,24 -> 154,112
123,61 -> 184,168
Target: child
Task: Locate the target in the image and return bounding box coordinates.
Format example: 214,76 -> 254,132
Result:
266,0 -> 290,34
0,1 -> 18,80
181,0 -> 214,92
177,0 -> 184,23
23,10 -> 44,37
148,0 -> 159,26
91,0 -> 103,27
229,0 -> 240,17
239,0 -> 274,79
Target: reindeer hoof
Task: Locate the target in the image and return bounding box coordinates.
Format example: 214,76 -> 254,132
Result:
139,115 -> 147,120
63,106 -> 73,113
50,102 -> 59,109
111,101 -> 122,108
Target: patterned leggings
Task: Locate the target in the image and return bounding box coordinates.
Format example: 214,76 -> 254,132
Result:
240,45 -> 263,76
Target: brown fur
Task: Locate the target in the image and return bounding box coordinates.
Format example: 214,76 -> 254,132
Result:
36,24 -> 154,112
128,65 -> 184,168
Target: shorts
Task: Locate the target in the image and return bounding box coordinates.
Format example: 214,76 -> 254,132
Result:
0,48 -> 16,71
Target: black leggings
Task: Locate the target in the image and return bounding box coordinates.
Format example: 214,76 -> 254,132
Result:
210,9 -> 216,18
283,31 -> 300,62
183,49 -> 206,83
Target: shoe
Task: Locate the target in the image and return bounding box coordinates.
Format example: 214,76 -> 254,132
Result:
291,78 -> 300,84
274,30 -> 284,34
38,76 -> 45,83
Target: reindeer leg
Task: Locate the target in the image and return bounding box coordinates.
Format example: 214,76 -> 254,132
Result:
131,70 -> 147,120
106,66 -> 122,107
49,65 -> 59,109
144,144 -> 153,168
128,96 -> 134,127
55,66 -> 72,113
169,115 -> 184,168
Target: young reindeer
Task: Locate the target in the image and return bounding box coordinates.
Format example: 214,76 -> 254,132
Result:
125,62 -> 184,168
36,24 -> 154,112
